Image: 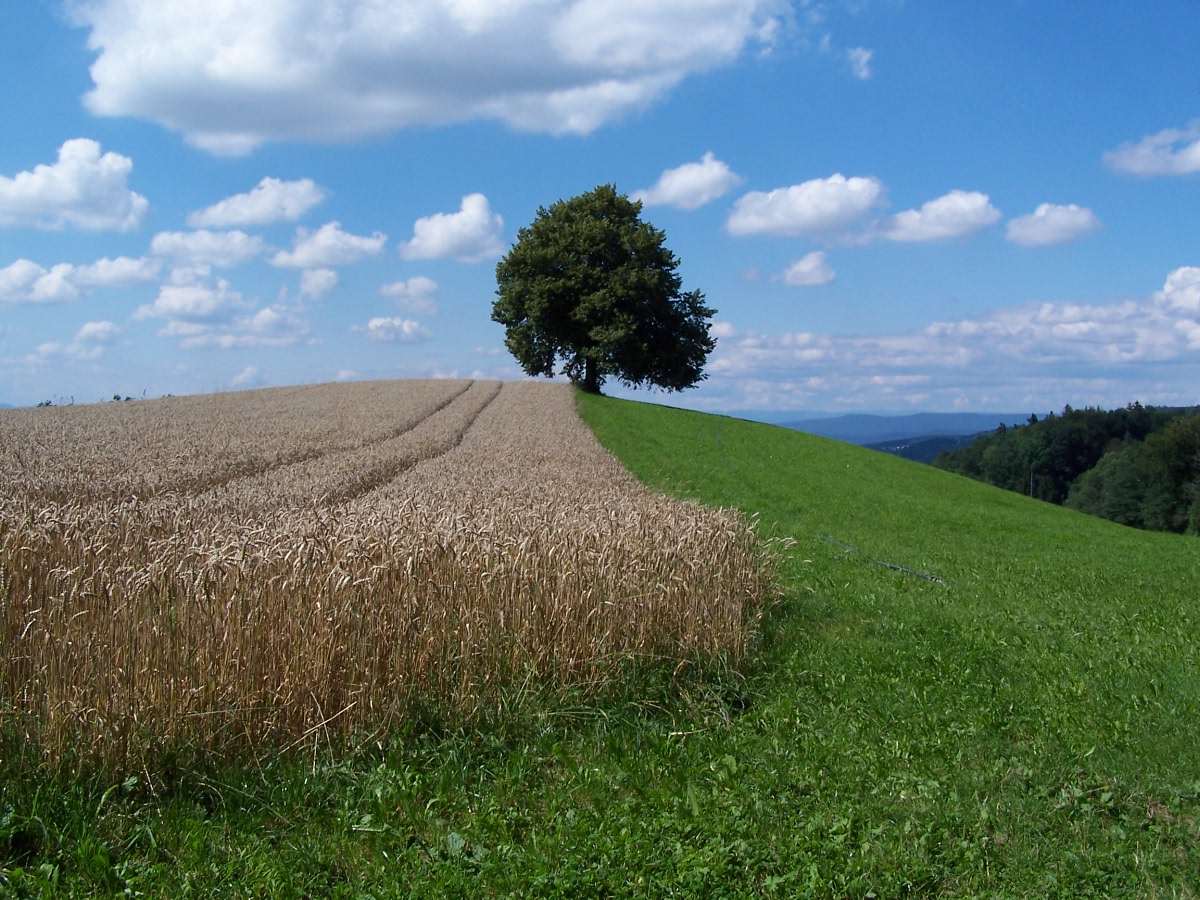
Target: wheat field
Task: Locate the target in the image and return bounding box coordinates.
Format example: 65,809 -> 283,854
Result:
0,380 -> 768,770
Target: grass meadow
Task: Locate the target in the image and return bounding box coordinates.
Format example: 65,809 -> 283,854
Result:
2,386 -> 1198,897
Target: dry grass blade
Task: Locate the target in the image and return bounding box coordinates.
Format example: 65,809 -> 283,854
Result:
0,380 -> 770,772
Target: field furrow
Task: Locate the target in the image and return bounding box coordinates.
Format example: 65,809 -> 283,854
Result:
0,380 -> 768,770
0,379 -> 472,505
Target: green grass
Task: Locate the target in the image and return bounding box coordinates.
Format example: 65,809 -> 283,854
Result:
3,393 -> 1198,897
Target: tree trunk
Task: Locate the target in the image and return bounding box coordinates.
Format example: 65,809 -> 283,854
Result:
583,358 -> 600,394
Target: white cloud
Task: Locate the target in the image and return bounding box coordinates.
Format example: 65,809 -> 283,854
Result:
27,265 -> 81,303
300,268 -> 339,300
356,317 -> 433,343
400,194 -> 504,263
380,276 -> 439,316
71,0 -> 785,153
187,177 -> 329,227
1103,121 -> 1200,176
0,256 -> 161,306
710,321 -> 738,340
701,266 -> 1200,411
206,307 -> 313,348
130,263 -> 316,349
634,152 -> 743,210
133,266 -> 250,320
31,321 -> 121,362
0,261 -> 80,304
846,46 -> 872,80
879,190 -> 1001,242
150,229 -> 266,267
0,139 -> 149,231
231,365 -> 264,387
1006,203 -> 1101,247
271,221 -> 387,268
727,174 -> 884,237
1,256 -> 162,306
1,261 -> 53,304
72,256 -> 162,286
160,305 -> 313,349
1155,266 -> 1200,315
781,251 -> 835,286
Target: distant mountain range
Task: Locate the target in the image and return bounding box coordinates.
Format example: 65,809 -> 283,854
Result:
710,410 -> 1033,464
779,412 -> 1029,446
864,433 -> 986,464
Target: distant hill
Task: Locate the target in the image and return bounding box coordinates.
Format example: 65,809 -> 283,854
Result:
865,432 -> 987,464
781,412 -> 1028,446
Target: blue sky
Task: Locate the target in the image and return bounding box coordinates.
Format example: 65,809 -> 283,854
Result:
1,0 -> 1198,414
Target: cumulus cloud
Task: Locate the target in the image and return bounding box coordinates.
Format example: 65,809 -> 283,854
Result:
380,276 -> 439,316
230,365 -> 264,387
702,266 -> 1200,411
271,221 -> 387,268
174,306 -> 313,349
129,262 -> 318,349
133,266 -> 250,320
0,261 -> 79,304
1155,266 -> 1200,315
299,268 -> 339,300
710,321 -> 738,340
150,229 -> 266,267
878,190 -> 1001,242
0,138 -> 148,231
781,251 -> 835,286
1,261 -> 48,303
0,256 -> 160,305
727,174 -> 884,237
155,305 -> 313,349
31,321 -> 121,362
355,317 -> 433,343
1103,121 -> 1200,176
75,256 -> 162,286
1006,203 -> 1101,247
70,0 -> 786,153
845,46 -> 872,80
634,152 -> 743,210
400,194 -> 504,263
187,177 -> 329,227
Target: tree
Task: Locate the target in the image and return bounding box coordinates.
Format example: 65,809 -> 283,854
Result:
492,184 -> 715,394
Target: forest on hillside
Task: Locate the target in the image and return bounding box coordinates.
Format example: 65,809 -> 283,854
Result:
933,403 -> 1200,535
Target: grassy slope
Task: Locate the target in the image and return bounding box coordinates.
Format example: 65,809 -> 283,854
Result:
576,394 -> 1200,896
3,393 -> 1198,898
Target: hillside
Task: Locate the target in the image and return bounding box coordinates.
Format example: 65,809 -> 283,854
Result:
3,385 -> 1197,897
578,394 -> 1200,897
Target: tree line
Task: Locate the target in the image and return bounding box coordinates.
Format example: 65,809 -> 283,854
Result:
933,403 -> 1200,535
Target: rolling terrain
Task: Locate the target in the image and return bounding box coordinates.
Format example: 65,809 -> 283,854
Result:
1,384 -> 1197,897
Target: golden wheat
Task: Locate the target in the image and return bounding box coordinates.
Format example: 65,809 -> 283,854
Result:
0,380 -> 768,770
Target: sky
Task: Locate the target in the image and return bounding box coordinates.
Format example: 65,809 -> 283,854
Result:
1,0 -> 1198,415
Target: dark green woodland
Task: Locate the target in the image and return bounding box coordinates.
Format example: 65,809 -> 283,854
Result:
934,403 -> 1200,534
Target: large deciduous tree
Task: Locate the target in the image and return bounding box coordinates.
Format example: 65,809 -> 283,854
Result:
492,185 -> 715,394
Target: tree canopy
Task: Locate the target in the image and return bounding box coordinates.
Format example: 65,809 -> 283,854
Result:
934,403 -> 1200,535
492,185 -> 714,394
